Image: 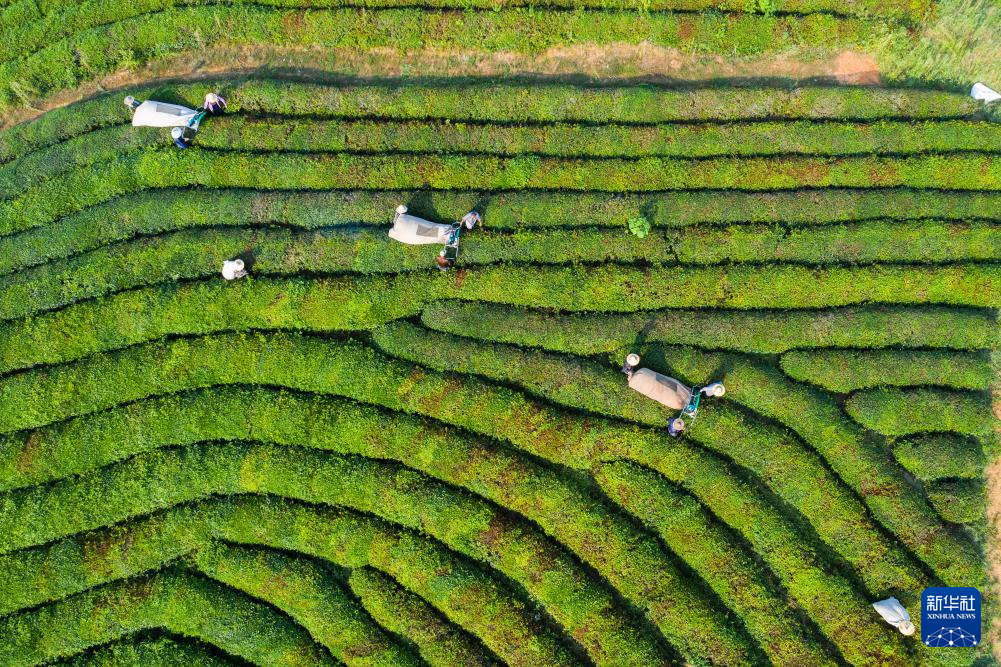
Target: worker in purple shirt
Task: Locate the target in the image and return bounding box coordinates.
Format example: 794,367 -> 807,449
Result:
203,92 -> 227,115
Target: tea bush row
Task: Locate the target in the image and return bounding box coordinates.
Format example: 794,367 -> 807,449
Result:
423,262 -> 1001,310
9,188 -> 1001,276
2,497 -> 573,667
0,79 -> 976,164
893,434 -> 984,482
845,387 -> 995,437
2,0 -> 933,25
9,116 -> 1001,200
0,276 -> 419,374
0,440 -> 713,666
926,480 -> 985,524
413,313 -> 982,585
0,332 -> 911,663
6,221 -> 998,323
1,0 -> 929,61
0,569 -> 339,667
779,349 -> 994,392
10,150 -> 1001,236
420,301 -> 998,354
0,385 -> 831,665
347,567 -> 501,667
61,636 -> 235,667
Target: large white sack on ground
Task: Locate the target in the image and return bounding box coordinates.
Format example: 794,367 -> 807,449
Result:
132,100 -> 199,128
971,82 -> 1001,104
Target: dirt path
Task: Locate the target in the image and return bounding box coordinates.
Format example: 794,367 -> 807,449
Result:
4,43 -> 881,129
988,382 -> 1001,661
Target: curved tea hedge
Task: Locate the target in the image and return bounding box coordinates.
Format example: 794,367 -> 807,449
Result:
419,300 -> 1000,353
893,434 -> 984,482
845,387 -> 995,437
0,569 -> 341,667
60,636 -> 238,667
347,567 -> 502,667
780,349 -> 994,391
0,72 -> 996,667
379,322 -> 980,580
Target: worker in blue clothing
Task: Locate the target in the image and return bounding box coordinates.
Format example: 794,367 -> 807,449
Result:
171,126 -> 194,149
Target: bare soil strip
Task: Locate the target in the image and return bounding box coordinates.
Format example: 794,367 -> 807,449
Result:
989,380 -> 1001,661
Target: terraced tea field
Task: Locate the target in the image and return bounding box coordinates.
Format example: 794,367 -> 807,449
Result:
0,0 -> 999,664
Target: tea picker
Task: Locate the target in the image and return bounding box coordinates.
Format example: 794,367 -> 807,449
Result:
387,206 -> 481,272
221,259 -> 247,280
123,92 -> 219,148
621,353 -> 725,436
435,211 -> 482,272
203,92 -> 227,115
171,126 -> 194,149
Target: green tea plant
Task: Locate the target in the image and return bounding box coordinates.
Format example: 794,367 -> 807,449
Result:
0,71 -> 994,667
627,216 -> 651,237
